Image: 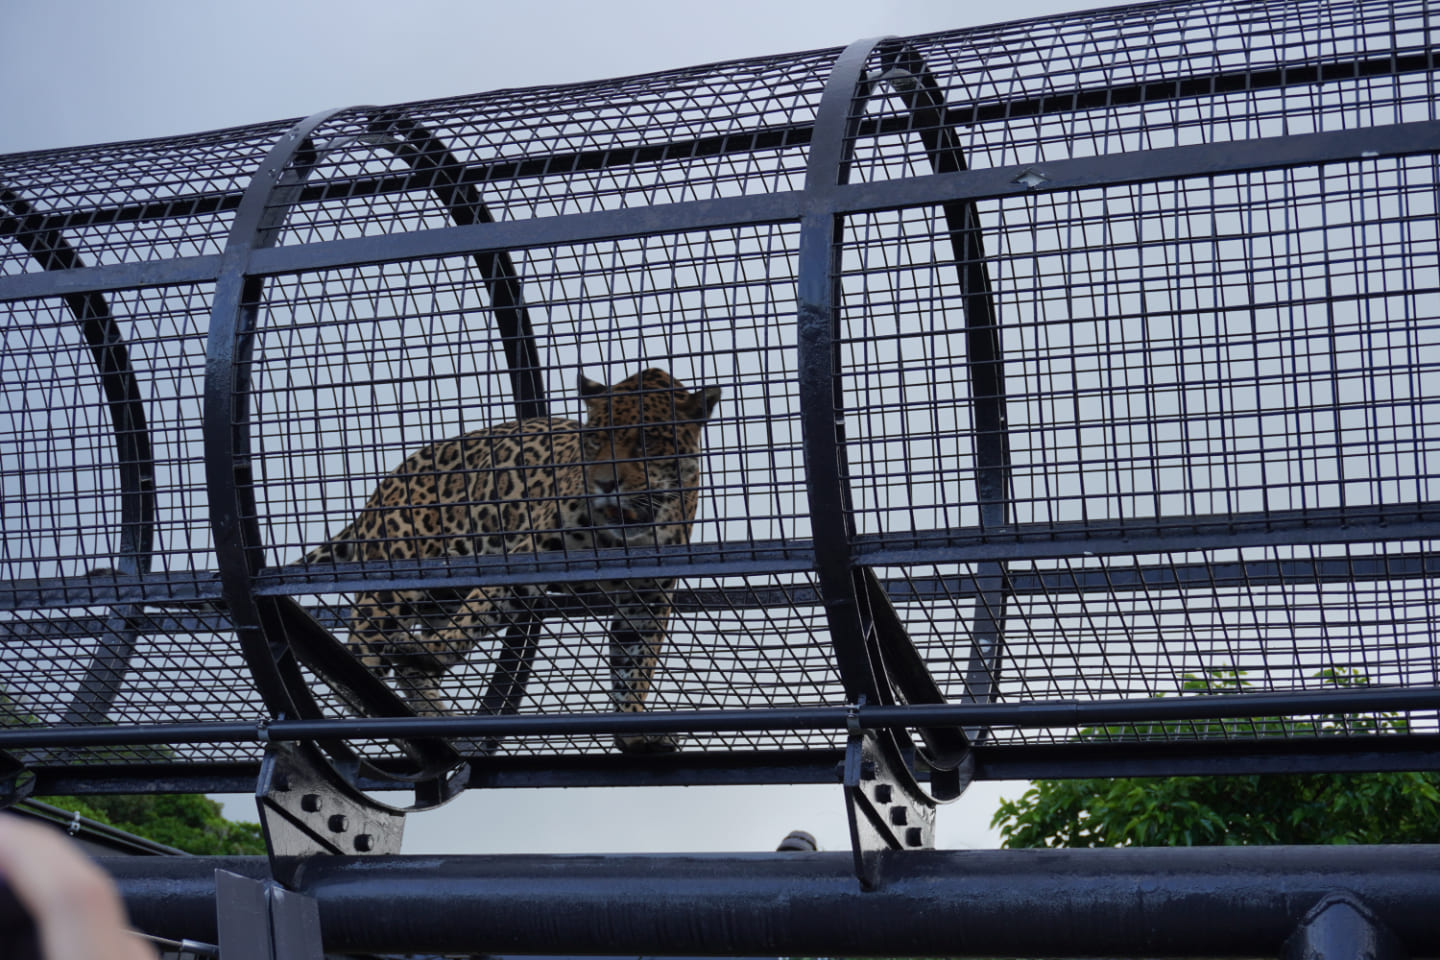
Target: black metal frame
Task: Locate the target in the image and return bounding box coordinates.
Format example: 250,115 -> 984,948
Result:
4,0 -> 1440,946
0,846 -> 1425,959
0,5 -> 1434,733
1,0 -> 1436,769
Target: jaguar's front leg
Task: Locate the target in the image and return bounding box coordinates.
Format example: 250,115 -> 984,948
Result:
388,583 -> 515,716
607,581 -> 677,754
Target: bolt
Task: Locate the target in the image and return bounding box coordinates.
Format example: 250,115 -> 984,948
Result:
354,834 -> 374,853
890,806 -> 908,826
271,773 -> 291,792
874,783 -> 893,804
300,793 -> 322,813
906,826 -> 924,847
860,760 -> 877,781
328,814 -> 349,833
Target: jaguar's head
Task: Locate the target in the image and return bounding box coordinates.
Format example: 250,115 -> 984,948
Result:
578,368 -> 721,547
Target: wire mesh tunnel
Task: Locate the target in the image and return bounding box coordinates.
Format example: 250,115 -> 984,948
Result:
3,0 -> 1440,817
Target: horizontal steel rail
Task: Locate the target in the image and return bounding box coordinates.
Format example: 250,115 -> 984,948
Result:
1,46 -> 1427,241
8,546 -> 1436,625
5,684 -> 1439,752
28,730 -> 1440,796
4,846 -> 1426,957
3,117 -> 1436,303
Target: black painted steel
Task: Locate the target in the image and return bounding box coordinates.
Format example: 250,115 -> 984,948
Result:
1,0 -> 1439,810
1282,894 -> 1410,960
205,107 -> 464,791
44,847 -> 1440,957
4,117 -> 1436,308
205,108 -> 553,784
9,684 -> 1440,750
214,870 -> 325,960
796,36 -> 882,703
797,38 -> 964,844
0,189 -> 155,730
873,42 -> 1012,745
27,731 -> 1440,796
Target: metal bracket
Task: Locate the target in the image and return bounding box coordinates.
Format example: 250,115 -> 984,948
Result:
859,568 -> 972,800
256,741 -> 405,884
0,751 -> 34,809
1281,893 -> 1407,960
215,870 -> 324,960
842,725 -> 936,890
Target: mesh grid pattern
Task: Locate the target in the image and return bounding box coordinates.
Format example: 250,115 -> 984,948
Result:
2,0 -> 1438,780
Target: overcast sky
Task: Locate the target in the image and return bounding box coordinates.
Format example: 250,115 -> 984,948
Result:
5,0 -> 1102,855
4,0 -> 1105,154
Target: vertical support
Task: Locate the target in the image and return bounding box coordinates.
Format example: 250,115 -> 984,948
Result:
797,35 -> 886,708
215,870 -> 324,960
1282,894 -> 1408,960
797,39 -> 911,887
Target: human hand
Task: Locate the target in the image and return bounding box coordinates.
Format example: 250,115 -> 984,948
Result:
0,813 -> 156,960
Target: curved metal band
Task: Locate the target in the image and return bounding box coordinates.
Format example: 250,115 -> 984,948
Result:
206,105 -> 360,731
797,37 -> 887,705
799,38 -> 968,814
1,188 -> 156,727
870,40 -> 1012,741
369,112 -> 548,421
205,108 -> 461,792
206,106 -> 550,793
344,113 -> 549,750
800,38 -> 1010,789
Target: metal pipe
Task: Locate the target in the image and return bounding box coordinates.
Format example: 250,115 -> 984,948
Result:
3,685 -> 1439,750
39,847 -> 1440,958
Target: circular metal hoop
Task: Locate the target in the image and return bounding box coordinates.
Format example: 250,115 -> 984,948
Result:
798,37 -> 1011,802
204,107 -> 553,802
1,189 -> 156,729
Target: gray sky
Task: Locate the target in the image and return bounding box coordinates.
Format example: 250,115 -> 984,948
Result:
4,0 -> 1103,154
6,0 -> 1102,854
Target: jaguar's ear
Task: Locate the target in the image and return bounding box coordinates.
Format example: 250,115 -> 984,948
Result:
682,385 -> 722,422
577,372 -> 609,400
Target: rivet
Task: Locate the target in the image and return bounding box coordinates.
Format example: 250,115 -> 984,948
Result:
300,794 -> 322,813
328,814 -> 349,833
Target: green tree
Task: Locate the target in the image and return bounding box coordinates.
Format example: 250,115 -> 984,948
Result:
2,685 -> 265,854
44,794 -> 266,855
992,669 -> 1440,848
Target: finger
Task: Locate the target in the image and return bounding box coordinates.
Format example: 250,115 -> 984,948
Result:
0,815 -> 156,960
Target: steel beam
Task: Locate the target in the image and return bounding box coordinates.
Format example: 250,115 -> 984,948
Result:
10,847 -> 1427,958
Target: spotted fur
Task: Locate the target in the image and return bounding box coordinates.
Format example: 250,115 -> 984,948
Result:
305,369 -> 720,753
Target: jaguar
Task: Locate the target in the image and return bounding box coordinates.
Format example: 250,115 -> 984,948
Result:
304,368 -> 721,753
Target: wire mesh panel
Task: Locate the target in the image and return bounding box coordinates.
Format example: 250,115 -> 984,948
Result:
1,0 -> 1439,795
